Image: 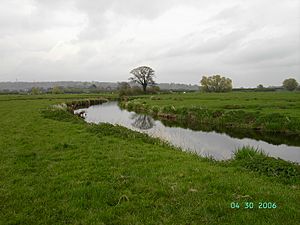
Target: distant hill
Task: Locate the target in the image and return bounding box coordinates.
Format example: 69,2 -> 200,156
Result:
158,83 -> 199,91
0,81 -> 117,91
0,81 -> 199,92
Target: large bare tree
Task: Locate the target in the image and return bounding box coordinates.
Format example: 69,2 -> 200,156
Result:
129,66 -> 155,93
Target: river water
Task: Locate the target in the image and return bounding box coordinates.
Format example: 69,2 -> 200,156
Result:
75,102 -> 300,163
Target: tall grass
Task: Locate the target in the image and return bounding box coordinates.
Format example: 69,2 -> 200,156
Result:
230,146 -> 300,184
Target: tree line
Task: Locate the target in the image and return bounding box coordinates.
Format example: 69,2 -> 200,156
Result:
123,65 -> 299,94
23,65 -> 300,95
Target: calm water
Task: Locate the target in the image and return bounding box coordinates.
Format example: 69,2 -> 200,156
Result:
75,102 -> 300,163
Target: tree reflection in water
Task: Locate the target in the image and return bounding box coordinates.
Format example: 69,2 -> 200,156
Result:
131,114 -> 155,130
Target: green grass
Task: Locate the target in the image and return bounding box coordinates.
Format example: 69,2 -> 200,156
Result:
227,147 -> 300,185
0,94 -> 300,225
120,92 -> 300,134
139,92 -> 300,117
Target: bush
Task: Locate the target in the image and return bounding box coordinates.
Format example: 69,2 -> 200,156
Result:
51,86 -> 64,94
118,83 -> 144,97
30,87 -> 42,95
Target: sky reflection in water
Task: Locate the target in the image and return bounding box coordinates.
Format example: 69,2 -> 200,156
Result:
75,102 -> 300,163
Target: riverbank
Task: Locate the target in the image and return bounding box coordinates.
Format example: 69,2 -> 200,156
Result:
0,94 -> 299,224
119,92 -> 300,135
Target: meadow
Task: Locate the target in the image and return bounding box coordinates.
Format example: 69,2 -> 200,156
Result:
147,92 -> 299,116
0,93 -> 299,225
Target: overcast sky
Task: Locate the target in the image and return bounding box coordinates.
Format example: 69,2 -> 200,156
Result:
1,0 -> 299,87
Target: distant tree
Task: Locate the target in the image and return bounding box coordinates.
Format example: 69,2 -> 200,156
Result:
257,84 -> 264,89
129,66 -> 155,93
51,86 -> 64,94
283,78 -> 298,91
89,84 -> 97,89
200,75 -> 232,92
117,82 -> 144,96
117,82 -> 131,97
30,87 -> 42,95
117,82 -> 130,90
131,86 -> 143,95
147,85 -> 160,94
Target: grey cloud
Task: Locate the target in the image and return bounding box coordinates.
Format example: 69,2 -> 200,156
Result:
74,0 -> 201,19
209,5 -> 244,22
0,0 -> 299,87
157,30 -> 250,59
75,0 -> 189,41
224,36 -> 300,65
0,1 -> 83,37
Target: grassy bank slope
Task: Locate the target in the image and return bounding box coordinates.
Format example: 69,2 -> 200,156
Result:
0,95 -> 299,225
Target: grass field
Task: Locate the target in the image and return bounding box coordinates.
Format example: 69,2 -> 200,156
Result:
0,93 -> 300,224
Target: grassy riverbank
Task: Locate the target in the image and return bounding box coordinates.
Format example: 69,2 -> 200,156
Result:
1,94 -> 299,224
120,92 -> 300,134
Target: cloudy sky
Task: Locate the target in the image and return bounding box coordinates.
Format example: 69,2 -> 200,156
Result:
1,0 -> 299,87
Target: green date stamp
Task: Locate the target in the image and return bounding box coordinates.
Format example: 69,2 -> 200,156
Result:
231,202 -> 277,209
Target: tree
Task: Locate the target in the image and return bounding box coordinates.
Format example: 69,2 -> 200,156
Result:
89,84 -> 97,89
51,86 -> 64,94
200,75 -> 232,92
129,66 -> 155,93
117,82 -> 131,97
117,82 -> 131,90
147,85 -> 160,94
30,87 -> 42,95
257,84 -> 264,89
283,78 -> 298,91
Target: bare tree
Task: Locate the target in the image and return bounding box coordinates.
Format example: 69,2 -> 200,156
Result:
129,66 -> 155,93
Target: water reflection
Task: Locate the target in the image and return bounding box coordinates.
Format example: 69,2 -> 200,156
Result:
131,114 -> 155,130
75,102 -> 300,163
159,118 -> 300,147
